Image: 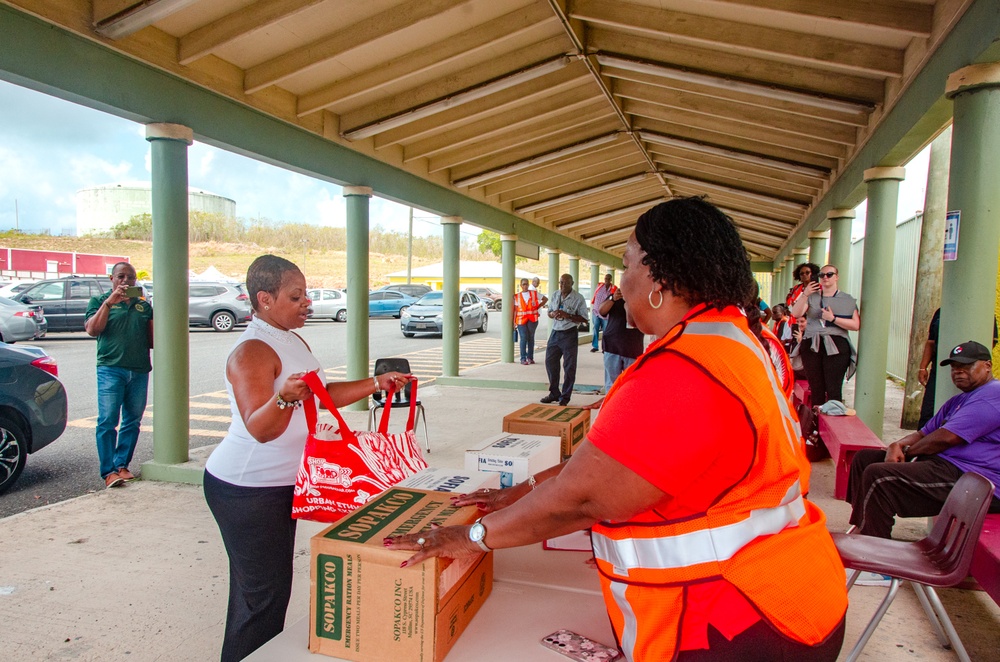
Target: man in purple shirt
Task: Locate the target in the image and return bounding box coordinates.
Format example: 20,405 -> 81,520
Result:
846,340 -> 1000,538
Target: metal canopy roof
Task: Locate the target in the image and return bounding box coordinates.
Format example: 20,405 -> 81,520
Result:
9,0 -> 983,260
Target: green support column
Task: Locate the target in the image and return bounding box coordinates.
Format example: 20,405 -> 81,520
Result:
590,263 -> 600,298
827,209 -> 856,275
809,231 -> 829,267
142,123 -> 192,482
856,167 -> 906,433
783,256 -> 795,301
547,249 -> 560,335
344,186 -> 372,410
771,268 -> 782,308
441,216 -> 462,376
568,256 -> 580,292
902,126 -> 951,428
938,64 -> 1000,404
501,234 -> 516,364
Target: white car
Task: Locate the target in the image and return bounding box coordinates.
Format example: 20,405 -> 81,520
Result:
0,280 -> 37,298
307,288 -> 348,322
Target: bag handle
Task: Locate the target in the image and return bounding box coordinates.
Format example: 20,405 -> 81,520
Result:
376,377 -> 418,434
301,370 -> 357,443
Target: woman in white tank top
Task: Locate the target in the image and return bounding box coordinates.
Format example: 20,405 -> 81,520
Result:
203,255 -> 411,662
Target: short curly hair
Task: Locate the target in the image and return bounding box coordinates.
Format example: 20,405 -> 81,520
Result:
246,254 -> 300,311
634,197 -> 755,312
793,262 -> 820,281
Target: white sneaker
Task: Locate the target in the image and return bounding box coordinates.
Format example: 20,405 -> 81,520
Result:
850,570 -> 892,587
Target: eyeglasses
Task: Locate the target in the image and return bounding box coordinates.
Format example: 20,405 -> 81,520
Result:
818,272 -> 837,279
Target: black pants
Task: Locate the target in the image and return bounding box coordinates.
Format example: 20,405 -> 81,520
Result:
545,328 -> 579,401
676,617 -> 845,662
204,470 -> 298,662
846,449 -> 1000,538
918,364 -> 938,429
800,335 -> 852,405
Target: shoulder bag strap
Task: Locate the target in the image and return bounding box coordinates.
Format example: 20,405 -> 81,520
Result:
376,377 -> 418,434
301,370 -> 357,443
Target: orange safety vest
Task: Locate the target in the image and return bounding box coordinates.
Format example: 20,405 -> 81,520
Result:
761,325 -> 811,496
591,306 -> 845,662
513,290 -> 540,325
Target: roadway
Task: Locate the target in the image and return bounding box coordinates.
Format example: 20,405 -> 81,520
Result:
0,314 -> 505,518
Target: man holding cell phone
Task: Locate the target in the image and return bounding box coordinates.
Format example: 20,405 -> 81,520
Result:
85,262 -> 154,488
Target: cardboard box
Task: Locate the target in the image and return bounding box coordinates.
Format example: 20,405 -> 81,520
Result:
502,404 -> 591,459
397,467 -> 501,493
464,433 -> 561,488
310,488 -> 493,662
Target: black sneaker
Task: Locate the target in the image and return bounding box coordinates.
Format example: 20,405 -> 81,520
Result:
540,395 -> 559,404
590,348 -> 599,353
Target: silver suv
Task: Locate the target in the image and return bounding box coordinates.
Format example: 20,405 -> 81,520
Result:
188,282 -> 252,332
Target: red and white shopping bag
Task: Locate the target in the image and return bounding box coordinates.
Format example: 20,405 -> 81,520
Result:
292,370 -> 427,522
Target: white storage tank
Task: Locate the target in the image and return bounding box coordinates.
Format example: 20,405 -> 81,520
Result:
75,181 -> 236,235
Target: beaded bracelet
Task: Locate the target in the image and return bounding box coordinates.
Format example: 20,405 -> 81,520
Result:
275,393 -> 302,410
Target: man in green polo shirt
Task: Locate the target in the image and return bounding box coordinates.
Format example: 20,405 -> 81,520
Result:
85,262 -> 153,488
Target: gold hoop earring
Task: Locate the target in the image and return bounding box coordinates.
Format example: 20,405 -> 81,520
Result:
648,289 -> 663,309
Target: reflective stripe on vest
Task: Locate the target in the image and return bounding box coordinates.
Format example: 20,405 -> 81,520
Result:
593,481 -> 804,575
514,290 -> 539,325
683,321 -> 802,452
610,581 -> 638,661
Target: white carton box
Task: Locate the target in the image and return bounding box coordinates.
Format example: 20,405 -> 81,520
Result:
396,467 -> 501,493
464,433 -> 561,488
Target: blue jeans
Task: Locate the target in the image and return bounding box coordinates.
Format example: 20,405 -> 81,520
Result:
96,366 -> 149,479
603,352 -> 636,392
545,328 -> 579,401
591,313 -> 606,350
518,320 -> 538,362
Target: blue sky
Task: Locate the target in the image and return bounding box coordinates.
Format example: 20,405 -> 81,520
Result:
0,79 -> 453,238
0,78 -> 929,243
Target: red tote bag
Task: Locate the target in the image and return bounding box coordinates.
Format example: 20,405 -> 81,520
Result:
292,371 -> 428,522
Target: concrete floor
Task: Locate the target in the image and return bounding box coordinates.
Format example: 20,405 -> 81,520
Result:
1,347 -> 997,661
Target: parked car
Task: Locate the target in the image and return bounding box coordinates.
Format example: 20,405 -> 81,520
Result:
378,283 -> 431,298
307,288 -> 348,322
12,276 -> 112,332
0,280 -> 37,298
0,297 -> 47,342
0,343 -> 67,493
369,289 -> 420,318
189,282 -> 252,332
400,290 -> 489,337
467,287 -> 503,310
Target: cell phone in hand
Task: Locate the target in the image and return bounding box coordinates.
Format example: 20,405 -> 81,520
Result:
540,630 -> 623,662
125,286 -> 143,298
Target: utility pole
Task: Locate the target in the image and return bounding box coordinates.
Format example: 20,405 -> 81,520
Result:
14,198 -> 19,232
407,206 -> 413,284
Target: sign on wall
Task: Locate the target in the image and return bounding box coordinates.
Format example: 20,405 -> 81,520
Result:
943,210 -> 960,261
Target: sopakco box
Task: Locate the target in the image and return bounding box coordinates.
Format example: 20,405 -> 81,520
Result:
310,488 -> 492,662
464,433 -> 561,488
397,467 -> 501,493
502,404 -> 591,459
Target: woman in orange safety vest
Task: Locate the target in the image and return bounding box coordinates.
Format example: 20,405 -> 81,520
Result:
512,277 -> 546,365
387,198 -> 847,661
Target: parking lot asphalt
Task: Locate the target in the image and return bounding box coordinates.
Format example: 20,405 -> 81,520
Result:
1,342 -> 998,661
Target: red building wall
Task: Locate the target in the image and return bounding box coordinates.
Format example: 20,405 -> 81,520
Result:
1,248 -> 129,277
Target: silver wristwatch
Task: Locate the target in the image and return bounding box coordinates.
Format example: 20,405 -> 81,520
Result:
469,517 -> 491,552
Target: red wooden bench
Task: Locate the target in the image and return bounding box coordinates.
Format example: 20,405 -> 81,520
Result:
793,380 -> 811,409
817,413 -> 885,500
971,513 -> 1000,604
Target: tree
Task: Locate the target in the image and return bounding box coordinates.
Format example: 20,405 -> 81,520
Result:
477,230 -> 502,258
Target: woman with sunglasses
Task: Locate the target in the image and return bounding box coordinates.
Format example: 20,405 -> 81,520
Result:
789,265 -> 860,405
784,262 -> 819,324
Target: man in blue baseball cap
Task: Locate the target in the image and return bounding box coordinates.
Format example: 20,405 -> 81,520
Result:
846,340 -> 1000,538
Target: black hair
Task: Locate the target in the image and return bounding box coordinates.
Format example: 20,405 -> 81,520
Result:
110,261 -> 133,275
635,197 -> 756,313
246,254 -> 300,311
793,262 -> 820,281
